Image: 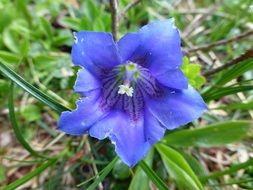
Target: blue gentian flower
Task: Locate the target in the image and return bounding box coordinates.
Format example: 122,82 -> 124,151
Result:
58,19 -> 206,167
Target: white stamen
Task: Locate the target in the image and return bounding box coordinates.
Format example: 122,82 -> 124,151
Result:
118,84 -> 134,97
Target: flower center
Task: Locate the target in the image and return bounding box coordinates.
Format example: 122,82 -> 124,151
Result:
99,62 -> 161,121
117,62 -> 140,97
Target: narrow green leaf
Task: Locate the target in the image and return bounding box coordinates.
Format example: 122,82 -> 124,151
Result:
203,85 -> 253,101
78,157 -> 118,190
212,101 -> 253,111
201,158 -> 253,182
0,62 -> 69,113
202,58 -> 253,100
3,158 -> 57,190
129,149 -> 154,190
139,160 -> 170,190
163,121 -> 251,148
8,82 -> 47,158
156,144 -> 203,190
209,178 -> 253,187
216,58 -> 253,86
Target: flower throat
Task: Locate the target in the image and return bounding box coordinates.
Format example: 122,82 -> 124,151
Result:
117,62 -> 140,97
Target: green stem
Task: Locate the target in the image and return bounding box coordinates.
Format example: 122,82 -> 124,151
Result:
201,158 -> 253,182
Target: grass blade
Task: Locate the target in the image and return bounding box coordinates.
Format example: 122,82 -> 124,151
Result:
78,157 -> 118,190
201,158 -> 253,183
129,149 -> 154,190
203,85 -> 253,101
139,160 -> 170,190
216,58 -> 253,86
3,158 -> 58,190
8,82 -> 48,158
0,62 -> 69,113
212,101 -> 253,111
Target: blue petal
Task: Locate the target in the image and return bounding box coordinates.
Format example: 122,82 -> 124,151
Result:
118,19 -> 186,89
155,69 -> 188,90
57,91 -> 107,135
144,108 -> 166,145
139,19 -> 182,74
89,111 -> 150,167
74,68 -> 100,95
118,32 -> 140,63
118,19 -> 182,72
89,111 -> 119,140
147,86 -> 207,130
72,32 -> 121,75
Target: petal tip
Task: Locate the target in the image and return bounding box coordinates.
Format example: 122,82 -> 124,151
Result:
57,111 -> 85,136
110,134 -> 150,167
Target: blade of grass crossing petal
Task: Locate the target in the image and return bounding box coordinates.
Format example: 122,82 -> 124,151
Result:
78,157 -> 118,190
0,62 -> 69,113
3,158 -> 57,190
8,82 -> 48,158
139,160 -> 170,190
156,144 -> 203,190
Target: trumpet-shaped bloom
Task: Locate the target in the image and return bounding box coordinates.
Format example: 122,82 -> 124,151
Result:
58,19 -> 206,167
